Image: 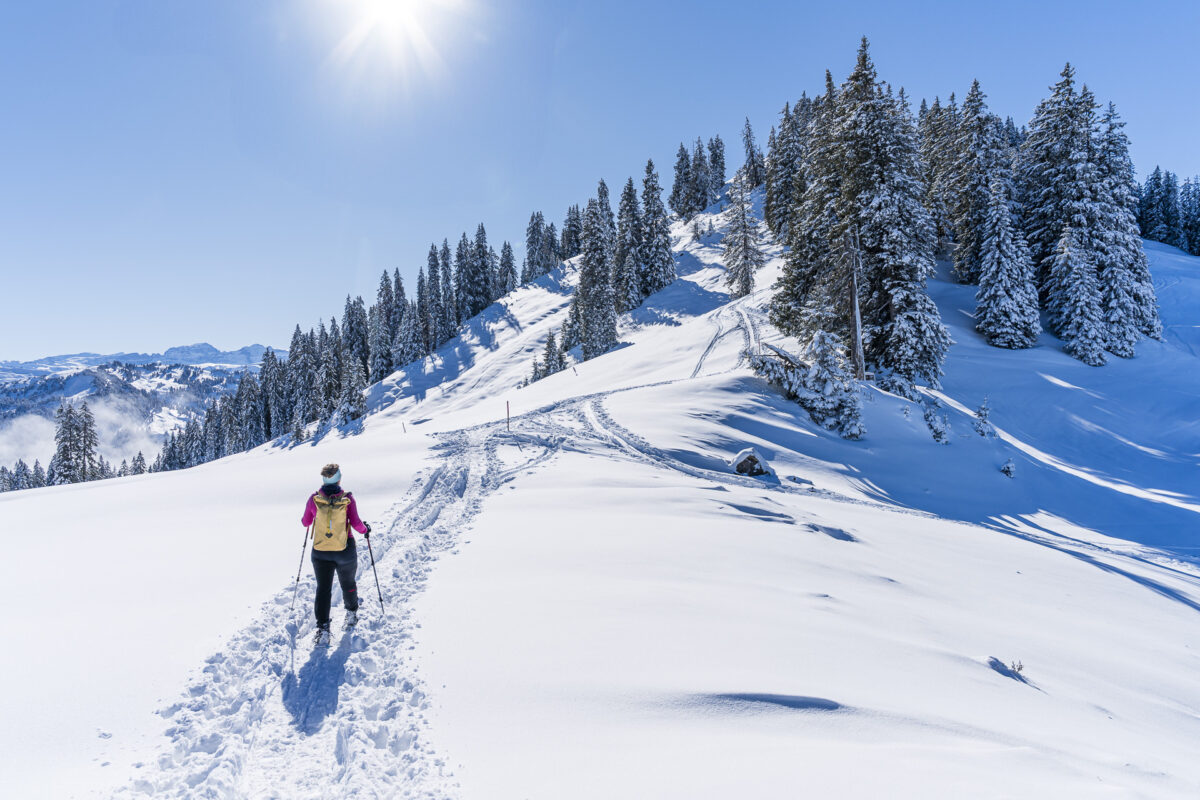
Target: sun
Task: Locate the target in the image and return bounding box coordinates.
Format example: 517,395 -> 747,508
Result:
325,0 -> 465,98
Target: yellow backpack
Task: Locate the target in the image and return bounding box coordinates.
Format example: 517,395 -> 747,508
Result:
312,492 -> 353,551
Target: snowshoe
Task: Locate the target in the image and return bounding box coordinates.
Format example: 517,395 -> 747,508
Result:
313,622 -> 331,648
344,609 -> 359,628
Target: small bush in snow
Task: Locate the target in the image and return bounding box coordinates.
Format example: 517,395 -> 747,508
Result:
974,396 -> 995,438
749,332 -> 865,440
1010,660 -> 1024,675
1001,458 -> 1016,478
922,399 -> 950,444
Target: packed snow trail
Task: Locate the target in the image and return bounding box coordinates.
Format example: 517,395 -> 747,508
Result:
117,424 -> 565,799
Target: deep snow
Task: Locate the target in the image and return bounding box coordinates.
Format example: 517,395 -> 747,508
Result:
3,202 -> 1199,798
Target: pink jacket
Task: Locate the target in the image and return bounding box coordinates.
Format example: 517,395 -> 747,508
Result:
301,489 -> 369,537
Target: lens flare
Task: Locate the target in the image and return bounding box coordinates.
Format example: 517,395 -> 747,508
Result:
326,0 -> 466,98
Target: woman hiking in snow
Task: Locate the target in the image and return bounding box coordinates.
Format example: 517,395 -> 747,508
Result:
301,463 -> 371,644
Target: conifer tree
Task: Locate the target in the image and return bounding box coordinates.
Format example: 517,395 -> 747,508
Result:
771,40 -> 948,391
1160,171 -> 1186,248
917,96 -> 953,251
392,301 -> 424,367
286,324 -> 315,429
741,118 -> 765,186
950,80 -> 1010,284
497,241 -> 518,296
669,143 -> 692,218
538,222 -> 558,279
339,354 -> 368,422
561,205 -> 583,259
541,328 -> 567,376
425,244 -> 445,348
523,211 -> 545,283
1095,103 -> 1162,348
461,223 -> 493,318
367,304 -> 393,382
975,180 -> 1041,348
1046,226 -> 1106,365
614,177 -> 644,312
708,135 -> 726,195
376,270 -> 396,346
639,159 -> 676,297
764,126 -> 782,233
772,103 -> 801,236
439,239 -> 457,328
76,402 -> 99,481
415,266 -> 431,353
237,372 -> 265,446
690,137 -> 712,213
1017,64 -> 1098,281
596,179 -> 617,256
573,197 -> 618,360
391,268 -> 407,344
1138,167 -> 1165,238
454,232 -> 472,322
723,172 -> 767,298
131,452 -> 146,475
32,459 -> 46,486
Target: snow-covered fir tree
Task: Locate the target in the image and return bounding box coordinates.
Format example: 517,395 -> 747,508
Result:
669,143 -> 692,218
339,353 -> 368,422
1047,225 -> 1107,366
723,172 -> 767,298
367,303 -> 392,383
1180,178 -> 1200,255
690,137 -> 712,213
561,204 -> 583,259
438,239 -> 457,329
497,241 -> 518,297
1138,167 -> 1166,240
639,159 -> 676,298
1094,103 -> 1162,350
950,80 -> 1011,284
392,300 -> 424,367
572,195 -> 618,360
975,179 -> 1041,348
772,39 -> 949,394
741,117 -> 765,187
541,328 -> 567,377
454,232 -> 472,323
342,295 -> 370,378
613,177 -> 644,313
415,266 -> 432,353
708,135 -> 726,194
425,245 -> 445,349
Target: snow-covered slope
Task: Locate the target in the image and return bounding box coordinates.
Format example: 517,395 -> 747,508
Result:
4,206 -> 1199,799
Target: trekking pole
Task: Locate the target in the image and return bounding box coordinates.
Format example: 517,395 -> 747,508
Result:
365,526 -> 385,613
290,524 -> 312,612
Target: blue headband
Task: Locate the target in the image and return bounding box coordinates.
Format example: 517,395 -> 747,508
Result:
322,469 -> 341,485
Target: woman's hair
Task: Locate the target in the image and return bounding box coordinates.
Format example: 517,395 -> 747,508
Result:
320,463 -> 340,479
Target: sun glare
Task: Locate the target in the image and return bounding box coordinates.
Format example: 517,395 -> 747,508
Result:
325,0 -> 466,99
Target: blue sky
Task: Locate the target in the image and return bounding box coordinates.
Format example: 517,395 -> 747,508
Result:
2,0 -> 1197,361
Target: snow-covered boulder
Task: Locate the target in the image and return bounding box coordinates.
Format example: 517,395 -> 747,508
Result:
730,447 -> 770,477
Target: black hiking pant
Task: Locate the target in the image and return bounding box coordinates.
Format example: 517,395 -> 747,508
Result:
311,539 -> 359,625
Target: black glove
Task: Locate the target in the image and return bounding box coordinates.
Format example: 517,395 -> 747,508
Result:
363,522 -> 372,538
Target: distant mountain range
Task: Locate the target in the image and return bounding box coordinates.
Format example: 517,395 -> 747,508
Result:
0,343 -> 286,380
